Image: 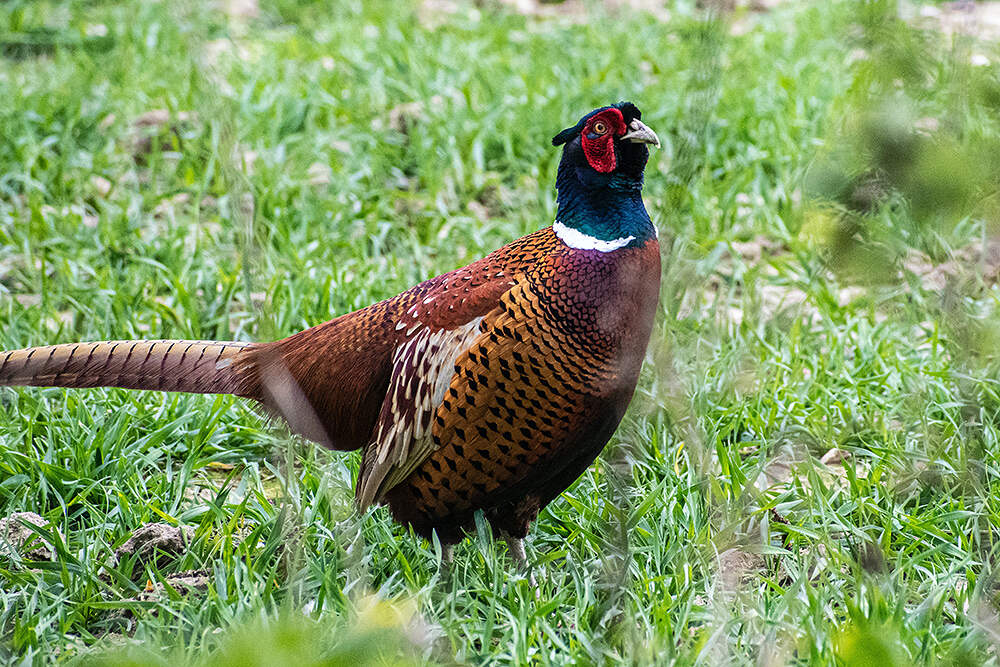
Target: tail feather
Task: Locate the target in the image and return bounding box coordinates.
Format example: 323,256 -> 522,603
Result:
0,340 -> 260,397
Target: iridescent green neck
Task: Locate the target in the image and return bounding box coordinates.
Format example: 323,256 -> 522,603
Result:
554,164 -> 656,249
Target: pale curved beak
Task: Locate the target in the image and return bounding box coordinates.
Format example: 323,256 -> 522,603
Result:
621,119 -> 660,148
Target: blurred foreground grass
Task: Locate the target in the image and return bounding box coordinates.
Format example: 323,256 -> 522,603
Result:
4,0 -> 1000,664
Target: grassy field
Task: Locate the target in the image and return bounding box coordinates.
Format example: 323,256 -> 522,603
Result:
3,0 -> 1000,664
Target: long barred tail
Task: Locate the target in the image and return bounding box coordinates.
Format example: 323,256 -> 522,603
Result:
0,340 -> 261,398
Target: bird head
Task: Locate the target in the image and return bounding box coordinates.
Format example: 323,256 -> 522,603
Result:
552,102 -> 659,185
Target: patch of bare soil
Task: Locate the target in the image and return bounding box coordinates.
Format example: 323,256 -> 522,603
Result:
183,462 -> 245,505
506,0 -> 672,20
727,235 -> 787,266
819,447 -> 850,466
138,569 -> 211,602
678,237 -> 817,327
218,0 -> 259,19
716,547 -> 766,595
374,92 -> 464,137
0,512 -> 60,561
115,523 -> 193,569
685,234 -> 1000,330
123,110 -> 199,162
98,568 -> 211,634
903,238 -> 1000,291
752,441 -> 866,494
419,0 -> 792,35
912,1 -> 1000,43
418,0 -> 672,27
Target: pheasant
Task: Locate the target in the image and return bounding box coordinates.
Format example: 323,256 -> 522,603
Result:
0,102 -> 662,563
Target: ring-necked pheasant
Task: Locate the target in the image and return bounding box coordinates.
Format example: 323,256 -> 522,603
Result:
0,102 -> 661,563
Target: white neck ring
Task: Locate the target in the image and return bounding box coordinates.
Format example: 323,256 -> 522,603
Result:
553,221 -> 635,252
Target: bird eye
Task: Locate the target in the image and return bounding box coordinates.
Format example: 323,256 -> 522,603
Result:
593,121 -> 607,135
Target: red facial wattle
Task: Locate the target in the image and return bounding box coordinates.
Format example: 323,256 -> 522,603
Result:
580,108 -> 627,173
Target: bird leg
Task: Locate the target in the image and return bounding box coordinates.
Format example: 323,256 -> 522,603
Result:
435,544 -> 455,584
503,534 -> 537,588
505,535 -> 527,566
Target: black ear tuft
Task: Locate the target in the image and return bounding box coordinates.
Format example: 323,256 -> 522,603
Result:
554,103 -> 643,146
552,124 -> 581,146
615,101 -> 642,122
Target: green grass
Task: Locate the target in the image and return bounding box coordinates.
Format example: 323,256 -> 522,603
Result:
3,0 -> 1000,664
